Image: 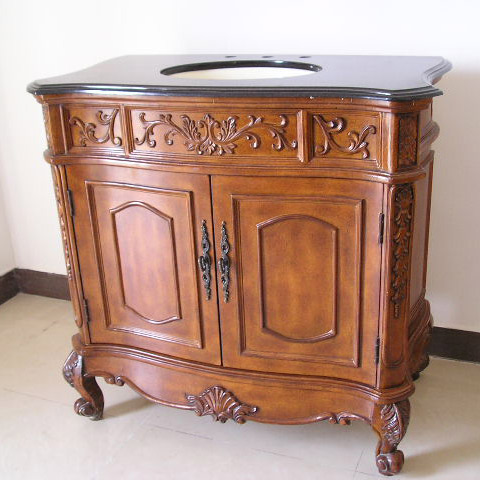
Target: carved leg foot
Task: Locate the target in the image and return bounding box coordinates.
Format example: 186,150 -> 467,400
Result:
372,399 -> 410,476
63,350 -> 104,421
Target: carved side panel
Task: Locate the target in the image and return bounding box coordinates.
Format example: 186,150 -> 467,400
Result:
398,114 -> 418,168
391,185 -> 415,320
186,386 -> 258,424
131,111 -> 298,157
381,184 -> 415,376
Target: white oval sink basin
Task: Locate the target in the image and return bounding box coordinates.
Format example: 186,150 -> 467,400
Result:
161,60 -> 321,80
168,66 -> 317,80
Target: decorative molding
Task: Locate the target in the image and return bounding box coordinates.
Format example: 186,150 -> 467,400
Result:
391,184 -> 415,319
313,115 -> 376,159
398,114 -> 418,167
324,412 -> 367,425
52,169 -> 73,282
186,386 -> 258,424
103,374 -> 126,386
198,220 -> 212,300
134,113 -> 297,155
69,109 -> 122,147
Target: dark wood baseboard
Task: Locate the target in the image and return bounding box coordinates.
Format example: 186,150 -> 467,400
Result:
0,268 -> 70,305
0,270 -> 19,305
1,268 -> 478,363
14,268 -> 71,300
429,327 -> 480,363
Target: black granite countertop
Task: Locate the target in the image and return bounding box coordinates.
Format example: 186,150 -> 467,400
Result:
27,54 -> 451,101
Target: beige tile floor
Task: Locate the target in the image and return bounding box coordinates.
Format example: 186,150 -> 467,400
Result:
0,293 -> 479,479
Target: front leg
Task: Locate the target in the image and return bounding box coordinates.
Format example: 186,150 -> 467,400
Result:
63,350 -> 104,420
372,399 -> 410,476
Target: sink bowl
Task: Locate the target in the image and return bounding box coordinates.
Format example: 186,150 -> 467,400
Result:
161,60 -> 321,80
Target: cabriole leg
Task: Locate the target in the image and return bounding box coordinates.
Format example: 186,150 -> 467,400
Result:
372,399 -> 410,476
62,350 -> 104,421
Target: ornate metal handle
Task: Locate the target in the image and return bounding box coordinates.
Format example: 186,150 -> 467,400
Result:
218,221 -> 231,303
197,220 -> 212,300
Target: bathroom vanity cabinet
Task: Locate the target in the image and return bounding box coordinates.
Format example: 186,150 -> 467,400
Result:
28,55 -> 450,475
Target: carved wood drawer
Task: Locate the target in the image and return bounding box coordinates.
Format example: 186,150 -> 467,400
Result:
129,109 -> 299,159
63,104 -> 380,167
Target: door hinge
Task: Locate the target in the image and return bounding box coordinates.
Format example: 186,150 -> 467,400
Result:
375,336 -> 381,365
378,213 -> 385,244
82,298 -> 90,323
66,189 -> 75,217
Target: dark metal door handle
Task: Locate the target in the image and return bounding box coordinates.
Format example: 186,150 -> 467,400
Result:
197,220 -> 212,300
218,221 -> 230,303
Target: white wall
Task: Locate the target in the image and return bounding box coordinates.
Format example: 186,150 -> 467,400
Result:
0,184 -> 15,276
0,0 -> 478,332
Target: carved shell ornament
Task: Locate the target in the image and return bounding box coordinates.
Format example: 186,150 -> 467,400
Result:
135,112 -> 298,155
186,386 -> 258,423
314,115 -> 376,159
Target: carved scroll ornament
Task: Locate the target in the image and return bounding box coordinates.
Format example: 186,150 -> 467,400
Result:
186,386 -> 258,424
135,113 -> 297,155
314,115 -> 376,159
391,184 -> 414,318
69,109 -> 122,147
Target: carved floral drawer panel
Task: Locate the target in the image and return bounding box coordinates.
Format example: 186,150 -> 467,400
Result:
129,109 -> 299,158
63,104 -> 380,166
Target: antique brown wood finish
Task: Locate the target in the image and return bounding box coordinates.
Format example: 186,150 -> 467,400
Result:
29,56 -> 449,476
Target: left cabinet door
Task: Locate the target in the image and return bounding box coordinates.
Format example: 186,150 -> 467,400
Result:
66,164 -> 221,365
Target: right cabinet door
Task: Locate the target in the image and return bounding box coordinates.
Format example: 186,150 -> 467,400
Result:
212,176 -> 383,384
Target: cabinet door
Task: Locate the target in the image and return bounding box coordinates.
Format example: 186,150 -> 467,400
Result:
67,164 -> 221,364
212,176 -> 383,383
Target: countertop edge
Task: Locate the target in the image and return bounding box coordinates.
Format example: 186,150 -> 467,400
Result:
27,83 -> 445,101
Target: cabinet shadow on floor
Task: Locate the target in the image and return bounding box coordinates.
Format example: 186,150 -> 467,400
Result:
103,395 -> 152,418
